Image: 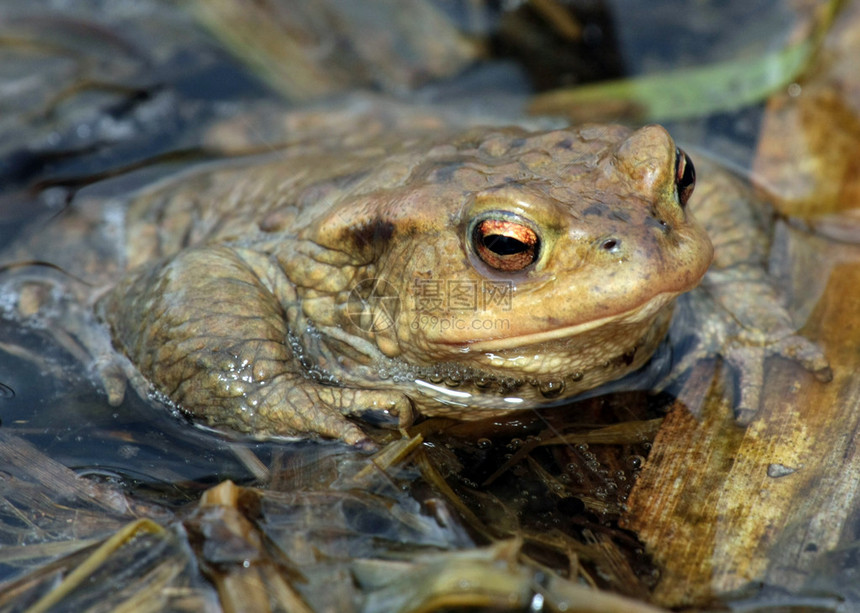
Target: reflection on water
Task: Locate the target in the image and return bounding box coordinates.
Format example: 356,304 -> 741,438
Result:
0,321 -> 265,495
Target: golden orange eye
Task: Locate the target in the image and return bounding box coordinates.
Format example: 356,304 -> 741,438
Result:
473,218 -> 540,271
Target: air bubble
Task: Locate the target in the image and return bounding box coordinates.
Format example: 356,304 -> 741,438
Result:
539,379 -> 565,398
474,376 -> 492,388
627,455 -> 645,470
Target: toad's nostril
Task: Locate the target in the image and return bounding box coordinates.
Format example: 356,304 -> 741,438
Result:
601,238 -> 620,252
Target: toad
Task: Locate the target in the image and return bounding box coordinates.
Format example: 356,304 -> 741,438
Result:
3,107 -> 831,445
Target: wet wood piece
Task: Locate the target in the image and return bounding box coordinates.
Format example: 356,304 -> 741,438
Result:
186,480 -> 314,613
623,238 -> 860,607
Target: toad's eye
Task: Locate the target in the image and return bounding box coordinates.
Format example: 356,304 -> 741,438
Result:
473,218 -> 540,272
675,147 -> 696,208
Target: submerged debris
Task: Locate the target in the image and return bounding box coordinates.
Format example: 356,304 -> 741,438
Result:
0,393 -> 670,611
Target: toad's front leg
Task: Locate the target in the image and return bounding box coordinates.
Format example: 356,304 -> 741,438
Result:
669,158 -> 831,421
99,245 -> 410,446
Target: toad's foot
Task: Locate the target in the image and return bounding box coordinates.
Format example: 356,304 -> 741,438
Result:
663,266 -> 831,423
238,386 -> 413,448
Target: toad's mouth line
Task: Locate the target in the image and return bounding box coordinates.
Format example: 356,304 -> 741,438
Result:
445,290 -> 679,353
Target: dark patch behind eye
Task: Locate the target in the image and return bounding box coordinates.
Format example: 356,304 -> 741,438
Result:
351,217 -> 395,248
